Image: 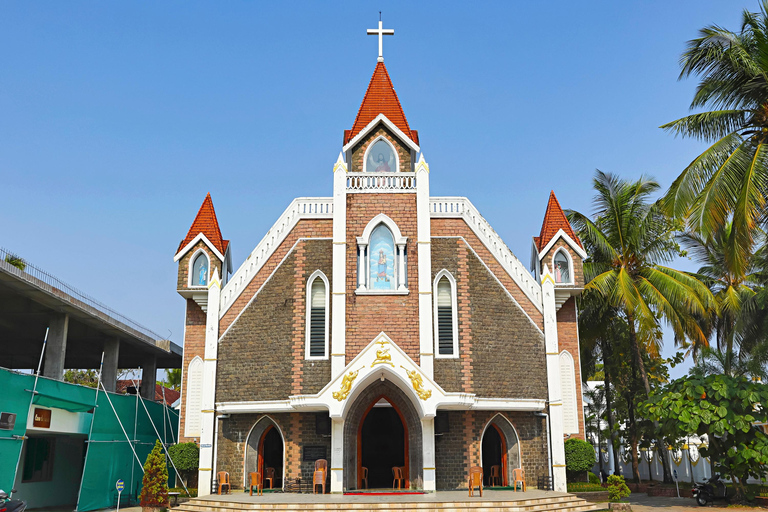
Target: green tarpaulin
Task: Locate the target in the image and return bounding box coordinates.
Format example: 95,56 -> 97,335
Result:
0,369 -> 34,493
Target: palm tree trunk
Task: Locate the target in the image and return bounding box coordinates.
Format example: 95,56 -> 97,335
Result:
602,341 -> 622,475
627,313 -> 674,483
626,391 -> 641,484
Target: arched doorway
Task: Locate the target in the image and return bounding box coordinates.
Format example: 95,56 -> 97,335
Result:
358,396 -> 408,489
481,423 -> 507,486
244,417 -> 285,490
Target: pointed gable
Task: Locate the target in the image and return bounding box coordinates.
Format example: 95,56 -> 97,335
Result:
344,62 -> 418,145
177,193 -> 229,255
536,191 -> 582,252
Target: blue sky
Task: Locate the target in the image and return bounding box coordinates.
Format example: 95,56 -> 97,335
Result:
0,2 -> 748,378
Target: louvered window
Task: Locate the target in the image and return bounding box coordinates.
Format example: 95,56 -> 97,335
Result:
308,277 -> 327,358
437,277 -> 455,355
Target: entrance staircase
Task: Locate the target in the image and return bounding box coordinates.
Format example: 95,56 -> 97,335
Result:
176,493 -> 602,512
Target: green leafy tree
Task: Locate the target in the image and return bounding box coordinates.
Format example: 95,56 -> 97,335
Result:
139,440 -> 169,508
4,254 -> 25,271
662,1 -> 768,275
641,373 -> 768,499
161,369 -> 182,391
168,442 -> 198,486
63,369 -> 99,388
607,475 -> 631,502
568,170 -> 715,483
564,438 -> 596,481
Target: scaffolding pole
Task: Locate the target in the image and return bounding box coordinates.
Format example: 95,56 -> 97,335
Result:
75,352 -> 104,512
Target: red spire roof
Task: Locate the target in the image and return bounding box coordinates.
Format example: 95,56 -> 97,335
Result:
535,191 -> 582,252
177,193 -> 229,256
344,62 -> 418,145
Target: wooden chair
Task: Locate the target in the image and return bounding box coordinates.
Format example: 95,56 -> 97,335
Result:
512,467 -> 526,492
264,467 -> 275,490
361,466 -> 369,489
217,471 -> 231,495
392,466 -> 405,490
468,466 -> 483,497
313,459 -> 327,494
249,471 -> 263,496
489,465 -> 501,487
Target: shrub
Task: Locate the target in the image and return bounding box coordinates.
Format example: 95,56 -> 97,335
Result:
139,440 -> 169,508
168,443 -> 199,472
4,254 -> 25,271
588,471 -> 600,484
567,482 -> 605,492
607,475 -> 630,502
564,438 -> 596,474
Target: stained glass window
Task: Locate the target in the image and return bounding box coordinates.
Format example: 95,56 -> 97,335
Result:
369,224 -> 395,290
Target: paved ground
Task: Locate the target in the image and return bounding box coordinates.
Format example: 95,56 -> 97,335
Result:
626,493 -> 757,511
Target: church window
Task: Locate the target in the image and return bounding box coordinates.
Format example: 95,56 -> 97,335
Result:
356,214 -> 408,294
191,252 -> 209,287
560,351 -> 579,434
185,356 -> 203,438
434,271 -> 458,357
553,250 -> 571,284
306,271 -> 329,359
365,138 -> 397,173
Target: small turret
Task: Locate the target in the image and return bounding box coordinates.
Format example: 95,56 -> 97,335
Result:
174,193 -> 231,311
531,191 -> 586,287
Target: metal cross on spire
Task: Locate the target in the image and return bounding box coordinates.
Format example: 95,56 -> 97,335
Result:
367,14 -> 394,63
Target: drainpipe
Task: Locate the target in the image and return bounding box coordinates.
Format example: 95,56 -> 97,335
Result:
535,411 -> 553,490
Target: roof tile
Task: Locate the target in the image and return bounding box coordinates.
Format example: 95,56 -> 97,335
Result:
536,191 -> 582,252
177,193 -> 229,256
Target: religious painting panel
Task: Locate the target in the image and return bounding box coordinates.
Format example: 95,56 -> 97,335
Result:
366,139 -> 396,173
369,225 -> 395,290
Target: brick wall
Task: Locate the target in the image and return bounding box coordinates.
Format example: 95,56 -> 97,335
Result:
345,193 -> 420,362
179,299 -> 205,443
430,238 -> 548,400
349,126 -> 412,173
434,411 -> 548,490
557,298 -> 585,440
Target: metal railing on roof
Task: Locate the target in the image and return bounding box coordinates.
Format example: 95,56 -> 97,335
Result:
0,246 -> 165,342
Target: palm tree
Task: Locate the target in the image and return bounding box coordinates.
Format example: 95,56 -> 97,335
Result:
662,1 -> 768,276
567,170 -> 715,482
679,223 -> 761,373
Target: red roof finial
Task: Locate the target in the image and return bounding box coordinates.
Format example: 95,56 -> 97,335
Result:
177,193 -> 229,255
344,62 -> 417,145
535,191 -> 582,252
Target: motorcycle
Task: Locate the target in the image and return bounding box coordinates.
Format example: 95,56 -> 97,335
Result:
691,474 -> 731,506
0,490 -> 26,512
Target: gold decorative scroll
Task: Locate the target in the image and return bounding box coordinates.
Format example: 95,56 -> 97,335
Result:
332,367 -> 362,401
401,366 -> 432,400
371,339 -> 395,367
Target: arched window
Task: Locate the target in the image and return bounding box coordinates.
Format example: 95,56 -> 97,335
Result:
191,252 -> 209,287
364,138 -> 397,173
356,214 -> 408,294
306,271 -> 329,359
553,250 -> 571,284
434,271 -> 458,357
560,351 -> 578,434
185,356 -> 203,437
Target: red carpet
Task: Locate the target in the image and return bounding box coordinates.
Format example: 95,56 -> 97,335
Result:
344,491 -> 426,495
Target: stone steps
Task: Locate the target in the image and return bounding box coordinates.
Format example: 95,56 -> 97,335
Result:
175,494 -> 602,512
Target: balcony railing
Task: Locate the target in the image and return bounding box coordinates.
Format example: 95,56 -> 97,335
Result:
346,172 -> 416,193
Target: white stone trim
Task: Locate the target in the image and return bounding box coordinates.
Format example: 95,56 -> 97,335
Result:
552,247 -> 575,286
537,229 -> 588,261
305,270 -> 330,360
331,155 -> 347,379
430,197 -> 543,312
198,268 -> 221,497
219,197 -> 334,316
188,248 -> 211,288
342,113 -> 420,153
174,232 -> 226,263
480,413 -> 523,474
433,270 -> 459,359
184,356 -> 203,438
416,154 -> 434,377
559,350 -> 579,435
362,135 -> 400,173
242,415 -> 287,491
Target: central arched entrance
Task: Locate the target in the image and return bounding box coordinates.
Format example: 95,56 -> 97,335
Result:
481,423 -> 507,486
358,396 -> 408,488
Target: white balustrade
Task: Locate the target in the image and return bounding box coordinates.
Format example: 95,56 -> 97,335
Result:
429,197 -> 542,310
346,172 -> 416,193
219,197 -> 333,316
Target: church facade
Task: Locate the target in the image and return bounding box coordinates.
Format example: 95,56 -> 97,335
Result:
173,33 -> 587,495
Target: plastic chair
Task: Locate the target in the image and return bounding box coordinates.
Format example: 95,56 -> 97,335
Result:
217,471 -> 231,495
468,466 -> 483,497
249,471 -> 263,496
361,466 -> 369,489
512,467 -> 526,492
489,465 -> 501,487
392,466 -> 405,489
265,467 -> 275,489
313,459 -> 327,494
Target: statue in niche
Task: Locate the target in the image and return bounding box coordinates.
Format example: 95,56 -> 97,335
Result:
199,262 -> 207,285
